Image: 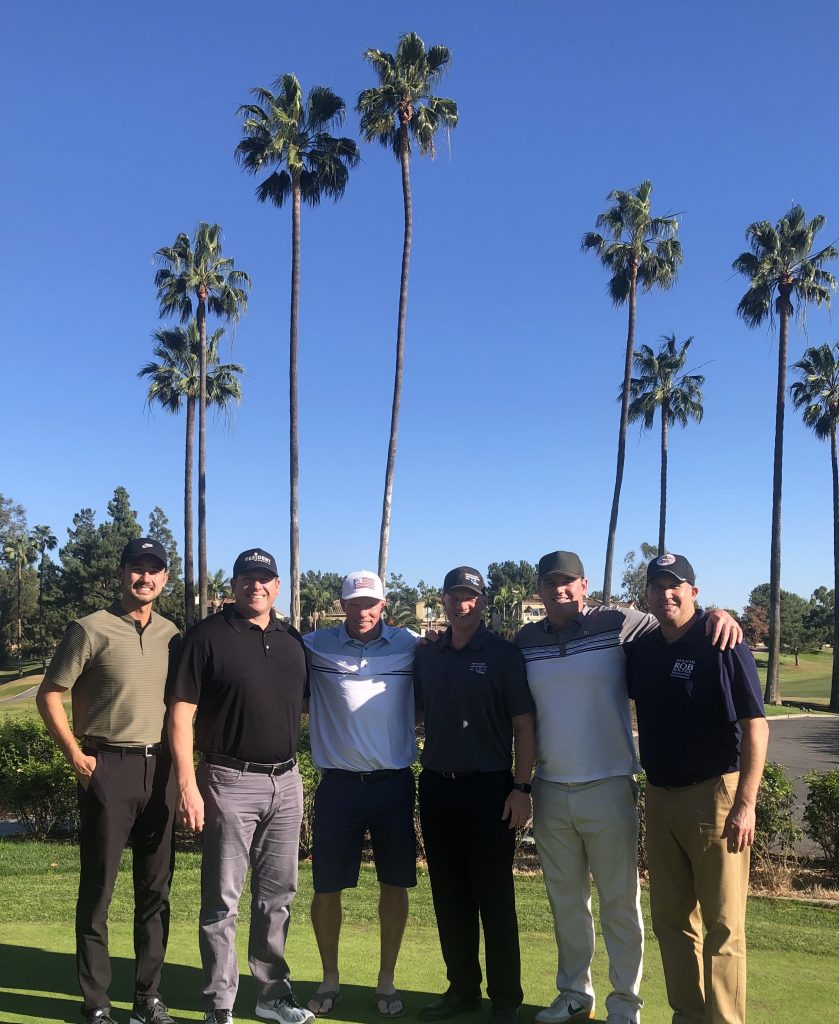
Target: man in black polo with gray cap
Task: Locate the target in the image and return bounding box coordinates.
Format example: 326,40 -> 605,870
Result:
414,566 -> 535,1024
37,537 -> 180,1024
168,548 -> 313,1024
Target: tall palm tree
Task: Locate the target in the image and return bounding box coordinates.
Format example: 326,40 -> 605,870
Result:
29,524 -> 56,670
235,75 -> 358,633
300,574 -> 338,632
790,342 -> 839,711
207,569 -> 232,614
4,533 -> 36,676
733,205 -> 836,703
154,223 -> 251,619
357,32 -> 458,583
138,321 -> 244,627
627,333 -> 704,554
582,180 -> 683,606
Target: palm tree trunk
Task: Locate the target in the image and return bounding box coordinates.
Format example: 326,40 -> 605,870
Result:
830,425 -> 839,711
38,551 -> 46,671
16,562 -> 22,677
289,177 -> 302,631
198,294 -> 208,620
659,400 -> 669,555
602,260 -> 638,605
765,301 -> 789,704
378,122 -> 413,584
184,394 -> 196,628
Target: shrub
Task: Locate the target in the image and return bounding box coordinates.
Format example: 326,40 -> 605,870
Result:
755,761 -> 803,859
0,717 -> 78,839
804,768 -> 839,872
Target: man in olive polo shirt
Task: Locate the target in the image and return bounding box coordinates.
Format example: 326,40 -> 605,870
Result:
37,538 -> 180,1024
168,548 -> 313,1024
414,566 -> 535,1024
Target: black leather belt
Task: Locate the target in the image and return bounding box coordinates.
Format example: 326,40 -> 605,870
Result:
83,739 -> 161,757
427,769 -> 480,779
324,767 -> 407,783
205,752 -> 296,776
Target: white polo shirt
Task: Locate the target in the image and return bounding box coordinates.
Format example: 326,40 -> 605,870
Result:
304,622 -> 419,771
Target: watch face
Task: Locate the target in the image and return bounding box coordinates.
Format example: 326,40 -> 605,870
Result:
513,782 -> 532,794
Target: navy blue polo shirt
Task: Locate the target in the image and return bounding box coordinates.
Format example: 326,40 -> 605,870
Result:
414,623 -> 535,774
167,605 -> 308,763
625,612 -> 764,787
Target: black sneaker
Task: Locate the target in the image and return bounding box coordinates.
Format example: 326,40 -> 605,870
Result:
84,1011 -> 119,1024
204,1011 -> 233,1024
129,999 -> 175,1024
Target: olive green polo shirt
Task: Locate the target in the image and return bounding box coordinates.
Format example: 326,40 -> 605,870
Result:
47,602 -> 179,745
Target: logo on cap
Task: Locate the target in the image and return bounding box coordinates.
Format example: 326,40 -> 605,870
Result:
464,573 -> 481,587
656,554 -> 676,566
354,576 -> 376,590
246,551 -> 271,565
142,543 -> 153,549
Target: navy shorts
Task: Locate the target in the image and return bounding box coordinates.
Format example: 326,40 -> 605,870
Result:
312,767 -> 417,893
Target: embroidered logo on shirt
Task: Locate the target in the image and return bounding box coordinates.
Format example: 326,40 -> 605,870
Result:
671,658 -> 696,680
469,661 -> 487,675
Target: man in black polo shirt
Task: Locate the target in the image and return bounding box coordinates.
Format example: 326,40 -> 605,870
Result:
626,554 -> 768,1024
414,567 -> 535,1024
168,548 -> 313,1024
37,538 -> 180,1024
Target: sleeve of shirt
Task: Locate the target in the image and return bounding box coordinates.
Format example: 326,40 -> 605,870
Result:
503,644 -> 536,717
620,609 -> 660,647
721,642 -> 765,721
46,621 -> 91,690
166,625 -> 208,706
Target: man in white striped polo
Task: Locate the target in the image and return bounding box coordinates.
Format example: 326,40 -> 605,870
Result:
303,571 -> 419,1019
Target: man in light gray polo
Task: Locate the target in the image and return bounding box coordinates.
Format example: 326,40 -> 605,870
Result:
304,571 -> 419,1018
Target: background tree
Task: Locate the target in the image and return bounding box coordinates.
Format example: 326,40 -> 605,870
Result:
300,571 -> 341,631
357,32 -> 458,583
139,322 -> 244,627
29,525 -> 57,670
741,603 -> 770,648
148,506 -> 186,631
236,74 -> 358,632
791,343 -> 839,709
620,541 -> 659,610
627,333 -> 704,553
582,180 -> 683,606
154,223 -> 251,619
733,206 -> 836,703
486,560 -> 538,601
805,586 -> 835,647
207,570 -> 232,615
3,533 -> 36,675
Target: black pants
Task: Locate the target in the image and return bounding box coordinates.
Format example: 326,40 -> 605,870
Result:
76,748 -> 177,1012
418,770 -> 522,1009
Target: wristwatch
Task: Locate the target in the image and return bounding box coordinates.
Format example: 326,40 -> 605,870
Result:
511,782 -> 532,794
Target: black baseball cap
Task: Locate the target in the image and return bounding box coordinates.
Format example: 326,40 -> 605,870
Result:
646,553 -> 696,586
233,548 -> 279,578
120,538 -> 168,568
538,550 -> 585,580
443,566 -> 485,595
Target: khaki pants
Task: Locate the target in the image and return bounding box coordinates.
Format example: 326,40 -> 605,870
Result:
646,774 -> 749,1024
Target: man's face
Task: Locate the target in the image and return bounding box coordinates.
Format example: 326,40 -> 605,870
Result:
443,587 -> 486,631
118,556 -> 168,608
538,572 -> 588,625
341,596 -> 385,639
646,575 -> 699,630
233,571 -> 280,619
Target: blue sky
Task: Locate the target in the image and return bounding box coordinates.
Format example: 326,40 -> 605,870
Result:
2,0 -> 837,613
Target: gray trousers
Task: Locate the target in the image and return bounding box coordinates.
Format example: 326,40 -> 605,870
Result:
198,759 -> 303,1011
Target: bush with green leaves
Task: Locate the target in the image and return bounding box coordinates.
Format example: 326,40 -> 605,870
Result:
804,768 -> 839,871
0,716 -> 78,839
755,761 -> 803,859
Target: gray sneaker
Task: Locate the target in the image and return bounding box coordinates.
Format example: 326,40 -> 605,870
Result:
256,993 -> 315,1024
534,994 -> 593,1024
204,1011 -> 233,1024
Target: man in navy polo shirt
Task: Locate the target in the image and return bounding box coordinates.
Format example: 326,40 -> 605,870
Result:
626,554 -> 768,1024
414,566 -> 535,1024
168,548 -> 314,1024
303,570 -> 419,1018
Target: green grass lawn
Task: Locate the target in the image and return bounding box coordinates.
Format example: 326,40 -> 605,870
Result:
0,842 -> 835,1024
752,649 -> 835,711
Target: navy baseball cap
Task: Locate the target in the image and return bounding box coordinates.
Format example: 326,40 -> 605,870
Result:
120,538 -> 168,567
646,553 -> 696,586
233,548 -> 279,578
443,566 -> 485,595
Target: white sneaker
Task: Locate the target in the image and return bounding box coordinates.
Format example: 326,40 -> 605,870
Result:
256,993 -> 315,1024
534,994 -> 593,1024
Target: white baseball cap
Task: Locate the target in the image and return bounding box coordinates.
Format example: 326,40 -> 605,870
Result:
341,570 -> 385,601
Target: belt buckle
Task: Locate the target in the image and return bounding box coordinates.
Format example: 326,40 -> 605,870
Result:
359,771 -> 372,784
270,761 -> 287,777
143,745 -> 155,758
441,771 -> 455,780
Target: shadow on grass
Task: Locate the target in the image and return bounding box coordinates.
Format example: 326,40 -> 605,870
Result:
0,943 -> 550,1023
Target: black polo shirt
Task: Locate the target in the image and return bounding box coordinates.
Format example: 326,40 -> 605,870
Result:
625,612 -> 765,787
414,624 -> 535,773
167,605 -> 308,763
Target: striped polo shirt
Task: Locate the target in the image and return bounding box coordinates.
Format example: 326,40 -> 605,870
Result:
47,602 -> 179,745
304,622 -> 419,771
515,606 -> 657,783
